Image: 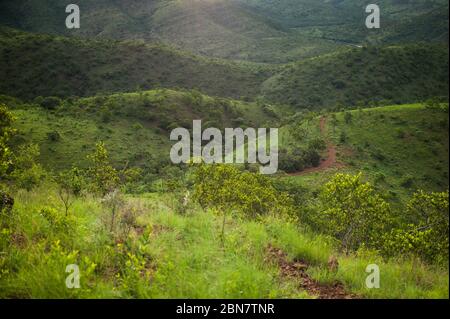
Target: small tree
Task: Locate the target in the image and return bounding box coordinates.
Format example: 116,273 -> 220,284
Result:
101,189 -> 125,234
192,163 -> 293,243
0,104 -> 16,178
383,190 -> 449,264
55,167 -> 84,215
11,144 -> 46,191
318,173 -> 392,252
87,142 -> 119,196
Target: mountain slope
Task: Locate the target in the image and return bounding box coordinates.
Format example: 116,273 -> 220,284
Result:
1,28 -> 448,109
5,88 -> 279,173
262,44 -> 449,108
0,27 -> 273,100
1,0 -> 447,63
0,0 -> 341,63
237,0 -> 449,44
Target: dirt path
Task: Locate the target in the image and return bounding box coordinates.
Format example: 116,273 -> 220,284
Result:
266,245 -> 357,299
287,116 -> 341,177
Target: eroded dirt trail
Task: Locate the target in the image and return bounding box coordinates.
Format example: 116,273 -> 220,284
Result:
288,116 -> 342,177
266,245 -> 357,299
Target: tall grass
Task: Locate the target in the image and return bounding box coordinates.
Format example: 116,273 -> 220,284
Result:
0,187 -> 448,299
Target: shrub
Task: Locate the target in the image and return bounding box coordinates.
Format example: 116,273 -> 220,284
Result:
382,190 -> 449,264
39,207 -> 75,233
0,104 -> 16,177
317,173 -> 393,252
86,142 -> 119,196
308,138 -> 327,151
47,130 -> 61,142
423,97 -> 442,111
339,131 -> 347,143
396,129 -> 406,139
400,174 -> 415,188
303,148 -> 321,167
11,144 -> 46,191
40,96 -> 62,110
99,106 -> 113,123
192,163 -> 293,218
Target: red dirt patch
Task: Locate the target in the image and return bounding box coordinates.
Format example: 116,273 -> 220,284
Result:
287,116 -> 343,177
266,245 -> 358,299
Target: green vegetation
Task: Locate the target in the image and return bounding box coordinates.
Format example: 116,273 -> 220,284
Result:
0,27 -> 273,100
329,104 -> 449,203
262,45 -> 449,108
0,0 -> 448,300
4,89 -> 279,183
1,0 -> 447,63
1,28 -> 448,110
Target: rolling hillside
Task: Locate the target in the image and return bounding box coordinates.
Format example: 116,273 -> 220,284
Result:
237,0 -> 449,44
1,0 -> 447,63
4,88 -> 280,175
262,44 -> 449,108
0,27 -> 273,100
279,103 -> 449,206
1,28 -> 448,109
0,1 -> 449,301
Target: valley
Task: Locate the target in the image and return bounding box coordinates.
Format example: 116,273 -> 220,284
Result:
0,0 -> 448,300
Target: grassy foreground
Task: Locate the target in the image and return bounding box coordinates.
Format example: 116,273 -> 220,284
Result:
1,185 -> 447,299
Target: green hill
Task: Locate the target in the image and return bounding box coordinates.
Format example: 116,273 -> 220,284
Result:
1,0 -> 447,63
4,88 -> 280,176
1,1 -> 449,301
238,0 -> 449,44
262,44 -> 449,108
280,103 -> 449,206
0,27 -> 273,100
1,28 -> 448,109
0,0 -> 341,63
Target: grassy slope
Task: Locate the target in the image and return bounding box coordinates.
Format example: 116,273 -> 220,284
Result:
280,104 -> 449,208
262,45 -> 449,108
0,27 -> 273,100
330,104 -> 449,205
1,185 -> 447,298
5,89 -> 279,172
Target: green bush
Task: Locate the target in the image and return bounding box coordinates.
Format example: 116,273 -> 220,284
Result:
47,130 -> 61,142
11,144 -> 46,191
0,104 -> 16,177
192,163 -> 293,218
86,142 -> 119,196
382,190 -> 449,264
40,97 -> 62,110
316,173 -> 393,252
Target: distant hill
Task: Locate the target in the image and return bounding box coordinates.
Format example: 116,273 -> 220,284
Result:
1,0 -> 447,63
262,44 -> 449,108
0,27 -> 272,100
237,0 -> 449,44
1,28 -> 448,109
